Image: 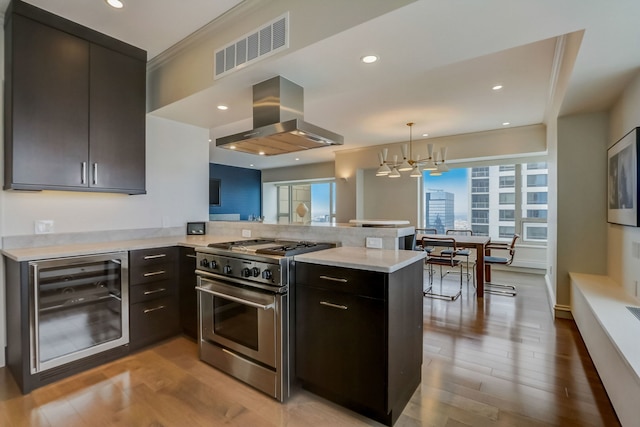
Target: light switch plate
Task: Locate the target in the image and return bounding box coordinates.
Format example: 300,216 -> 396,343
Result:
366,237 -> 382,249
242,229 -> 252,237
35,220 -> 54,234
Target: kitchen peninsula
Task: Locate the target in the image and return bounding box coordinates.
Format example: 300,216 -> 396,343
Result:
1,220 -> 424,420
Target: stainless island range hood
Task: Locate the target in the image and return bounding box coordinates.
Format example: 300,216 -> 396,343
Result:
216,76 -> 343,156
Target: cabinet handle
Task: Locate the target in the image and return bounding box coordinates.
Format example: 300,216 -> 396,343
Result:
144,288 -> 166,295
144,305 -> 166,314
81,162 -> 87,184
143,270 -> 166,277
92,163 -> 98,185
186,254 -> 197,259
320,301 -> 348,310
144,254 -> 167,260
319,275 -> 348,283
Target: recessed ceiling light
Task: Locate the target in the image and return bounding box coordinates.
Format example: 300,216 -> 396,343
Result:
208,138 -> 212,142
422,133 -> 429,137
295,158 -> 300,161
361,55 -> 378,64
259,151 -> 265,156
106,0 -> 124,9
229,145 -> 236,150
217,105 -> 228,110
492,85 -> 503,90
502,122 -> 510,126
250,164 -> 254,167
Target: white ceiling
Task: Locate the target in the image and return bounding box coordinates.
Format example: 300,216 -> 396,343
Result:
3,0 -> 640,170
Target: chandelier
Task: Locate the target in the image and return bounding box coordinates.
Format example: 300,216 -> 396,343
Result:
376,122 -> 449,178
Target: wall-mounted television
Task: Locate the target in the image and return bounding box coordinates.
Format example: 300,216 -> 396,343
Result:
209,178 -> 221,206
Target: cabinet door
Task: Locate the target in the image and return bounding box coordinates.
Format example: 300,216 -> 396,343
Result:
179,247 -> 198,339
296,285 -> 386,412
89,44 -> 146,194
9,15 -> 89,189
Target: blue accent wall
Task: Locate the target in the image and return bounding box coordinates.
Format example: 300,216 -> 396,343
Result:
209,163 -> 262,220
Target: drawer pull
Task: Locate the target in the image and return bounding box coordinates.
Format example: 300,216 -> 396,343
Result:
319,275 -> 348,283
144,305 -> 166,314
320,301 -> 348,310
144,254 -> 167,260
186,254 -> 197,259
144,288 -> 166,295
143,270 -> 166,277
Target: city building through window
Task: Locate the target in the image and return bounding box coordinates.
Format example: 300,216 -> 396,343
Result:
423,163 -> 548,243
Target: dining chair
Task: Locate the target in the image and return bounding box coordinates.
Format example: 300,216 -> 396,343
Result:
422,236 -> 463,301
443,229 -> 475,285
484,234 -> 520,296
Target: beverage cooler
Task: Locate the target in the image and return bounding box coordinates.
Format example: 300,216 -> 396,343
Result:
5,251 -> 130,393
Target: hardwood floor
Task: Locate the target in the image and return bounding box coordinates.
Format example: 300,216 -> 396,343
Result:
0,271 -> 620,426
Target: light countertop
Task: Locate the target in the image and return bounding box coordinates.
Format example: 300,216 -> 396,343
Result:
1,235 -> 238,262
294,246 -> 426,273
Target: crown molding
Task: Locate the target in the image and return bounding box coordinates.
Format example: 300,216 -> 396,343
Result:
147,0 -> 268,73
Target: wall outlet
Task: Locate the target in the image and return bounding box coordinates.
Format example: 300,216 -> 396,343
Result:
242,229 -> 252,238
366,237 -> 383,249
35,220 -> 54,234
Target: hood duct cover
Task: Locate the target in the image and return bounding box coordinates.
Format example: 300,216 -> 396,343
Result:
216,76 -> 343,155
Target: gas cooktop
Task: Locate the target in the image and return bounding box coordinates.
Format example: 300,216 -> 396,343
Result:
207,239 -> 336,257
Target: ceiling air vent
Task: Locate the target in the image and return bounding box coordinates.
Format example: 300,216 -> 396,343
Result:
214,13 -> 289,79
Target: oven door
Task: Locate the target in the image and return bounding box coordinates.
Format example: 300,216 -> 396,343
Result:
196,276 -> 277,368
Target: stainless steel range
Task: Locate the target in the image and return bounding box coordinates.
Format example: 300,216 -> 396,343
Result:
195,239 -> 336,402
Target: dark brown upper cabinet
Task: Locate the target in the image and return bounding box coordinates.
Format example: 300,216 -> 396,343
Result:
4,0 -> 147,195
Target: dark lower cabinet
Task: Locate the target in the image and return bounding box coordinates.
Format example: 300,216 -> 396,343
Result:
129,247 -> 180,350
295,261 -> 423,426
179,247 -> 198,339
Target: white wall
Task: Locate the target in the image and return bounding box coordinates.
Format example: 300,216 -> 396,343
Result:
0,116 -> 210,367
362,168 -> 420,225
555,112 -> 609,308
609,71 -> 640,297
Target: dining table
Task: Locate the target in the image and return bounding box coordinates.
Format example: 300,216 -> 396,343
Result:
416,233 -> 491,299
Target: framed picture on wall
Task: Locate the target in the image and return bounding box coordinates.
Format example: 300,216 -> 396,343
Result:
608,127 -> 640,226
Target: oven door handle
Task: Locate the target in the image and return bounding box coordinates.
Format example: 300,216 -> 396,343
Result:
196,286 -> 275,310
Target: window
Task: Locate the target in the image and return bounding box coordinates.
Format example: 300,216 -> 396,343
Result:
472,225 -> 489,236
523,223 -> 548,242
527,174 -> 548,187
499,175 -> 515,188
499,210 -> 515,221
499,193 -> 515,204
499,226 -> 515,238
424,163 -> 547,245
472,210 -> 489,224
472,178 -> 489,192
526,209 -> 547,219
527,192 -> 547,204
472,167 -> 489,177
276,181 -> 336,223
527,162 -> 547,170
472,194 -> 489,209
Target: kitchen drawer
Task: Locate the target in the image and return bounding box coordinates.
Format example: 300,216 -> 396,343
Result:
129,296 -> 180,350
295,262 -> 386,300
129,279 -> 175,304
129,246 -> 177,268
129,247 -> 177,285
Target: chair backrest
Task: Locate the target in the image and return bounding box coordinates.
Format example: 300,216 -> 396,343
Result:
505,234 -> 520,265
446,229 -> 473,236
416,228 -> 437,235
421,236 -> 457,252
414,228 -> 438,251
